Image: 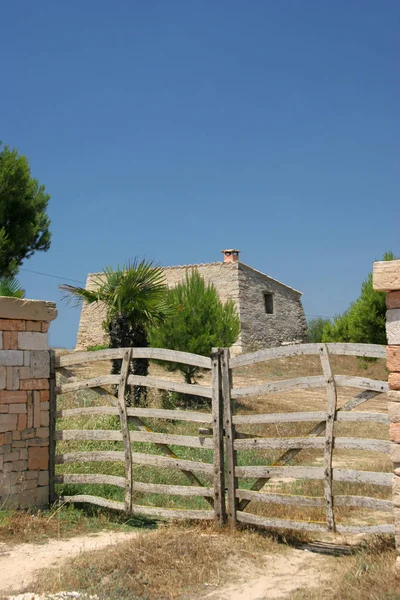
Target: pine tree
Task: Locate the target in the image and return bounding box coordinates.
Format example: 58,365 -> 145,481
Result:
322,252 -> 395,345
149,270 -> 240,407
0,143 -> 51,276
306,318 -> 332,343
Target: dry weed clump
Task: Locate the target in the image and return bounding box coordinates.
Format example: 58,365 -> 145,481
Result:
34,525 -> 284,600
292,536 -> 400,600
0,505 -> 142,546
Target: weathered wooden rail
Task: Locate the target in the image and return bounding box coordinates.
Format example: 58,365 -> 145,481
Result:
53,347 -> 222,522
51,342 -> 394,534
225,342 -> 393,534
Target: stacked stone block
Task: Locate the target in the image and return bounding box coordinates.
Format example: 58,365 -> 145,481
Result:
373,259 -> 400,571
0,298 -> 57,509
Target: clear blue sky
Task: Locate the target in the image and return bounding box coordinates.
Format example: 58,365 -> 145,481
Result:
1,1 -> 399,348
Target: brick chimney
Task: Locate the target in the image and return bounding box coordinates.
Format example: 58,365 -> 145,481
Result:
221,249 -> 240,263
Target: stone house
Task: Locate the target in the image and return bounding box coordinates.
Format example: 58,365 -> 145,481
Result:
76,250 -> 307,354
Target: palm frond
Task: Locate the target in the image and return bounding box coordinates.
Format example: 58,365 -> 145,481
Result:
0,276 -> 25,298
59,284 -> 105,308
59,258 -> 171,326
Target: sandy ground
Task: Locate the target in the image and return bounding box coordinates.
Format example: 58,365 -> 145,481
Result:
201,548 -> 330,600
0,530 -> 140,597
0,531 -> 336,600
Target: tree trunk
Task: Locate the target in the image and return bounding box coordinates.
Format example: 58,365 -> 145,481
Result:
130,324 -> 149,406
108,316 -> 149,406
181,366 -> 209,408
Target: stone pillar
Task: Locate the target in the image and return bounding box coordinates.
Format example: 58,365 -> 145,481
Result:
373,259 -> 400,571
0,297 -> 57,509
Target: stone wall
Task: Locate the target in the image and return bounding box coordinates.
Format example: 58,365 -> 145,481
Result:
0,297 -> 57,509
373,259 -> 400,572
74,274 -> 108,352
75,261 -> 307,354
238,264 -> 307,350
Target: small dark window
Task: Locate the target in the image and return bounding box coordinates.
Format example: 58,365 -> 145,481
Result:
264,292 -> 274,314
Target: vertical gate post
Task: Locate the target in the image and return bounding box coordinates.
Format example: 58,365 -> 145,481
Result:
117,349 -> 133,513
221,348 -> 238,526
319,344 -> 337,531
211,348 -> 226,525
373,259 -> 400,572
49,349 -> 56,504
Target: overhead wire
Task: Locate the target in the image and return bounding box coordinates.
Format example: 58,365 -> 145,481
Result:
19,268 -> 335,318
20,268 -> 85,285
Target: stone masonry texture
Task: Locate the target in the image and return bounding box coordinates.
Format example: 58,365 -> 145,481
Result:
0,298 -> 57,510
237,263 -> 307,350
76,261 -> 307,353
373,261 -> 400,571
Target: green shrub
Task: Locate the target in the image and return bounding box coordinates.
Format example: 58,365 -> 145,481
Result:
149,270 -> 240,407
306,318 -> 331,343
322,252 -> 396,345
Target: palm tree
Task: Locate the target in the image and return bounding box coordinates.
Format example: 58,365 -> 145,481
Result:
60,259 -> 170,405
0,276 -> 25,298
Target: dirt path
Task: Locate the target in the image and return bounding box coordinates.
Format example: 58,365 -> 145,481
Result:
201,548 -> 330,600
0,530 -> 140,596
0,530 -> 335,600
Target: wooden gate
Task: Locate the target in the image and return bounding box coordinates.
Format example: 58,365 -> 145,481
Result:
51,347 -> 225,523
51,343 -> 394,534
223,343 -> 393,534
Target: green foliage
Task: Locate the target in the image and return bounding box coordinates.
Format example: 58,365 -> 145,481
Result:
322,252 -> 396,345
0,143 -> 51,277
61,259 -> 169,331
0,275 -> 25,298
322,311 -> 351,342
87,344 -> 109,352
149,270 -> 240,394
61,259 -> 170,406
306,318 -> 331,343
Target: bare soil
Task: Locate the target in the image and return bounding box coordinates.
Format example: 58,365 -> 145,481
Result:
0,527 -> 334,600
0,530 -> 140,596
200,548 -> 330,600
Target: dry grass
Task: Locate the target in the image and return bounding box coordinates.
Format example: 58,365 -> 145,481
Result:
33,524 -> 286,600
292,536 -> 400,600
234,353 -> 388,384
0,504 -> 152,546
30,525 -> 400,600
